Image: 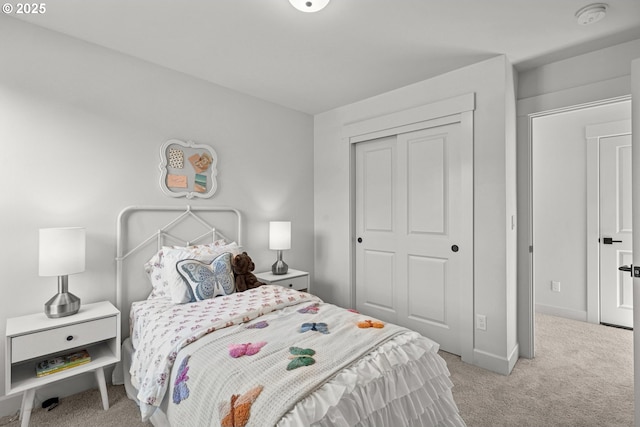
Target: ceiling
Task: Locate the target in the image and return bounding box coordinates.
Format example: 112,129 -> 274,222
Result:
10,0 -> 640,114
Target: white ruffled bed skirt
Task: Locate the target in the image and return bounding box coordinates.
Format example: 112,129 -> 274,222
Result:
119,332 -> 465,427
279,332 -> 466,427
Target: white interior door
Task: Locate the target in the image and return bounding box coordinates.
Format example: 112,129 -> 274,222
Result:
600,134 -> 633,328
355,123 -> 471,355
630,57 -> 640,426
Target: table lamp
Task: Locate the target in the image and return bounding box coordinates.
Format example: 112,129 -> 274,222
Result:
39,227 -> 85,318
269,221 -> 290,275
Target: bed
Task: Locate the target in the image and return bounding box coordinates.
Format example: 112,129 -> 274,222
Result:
114,205 -> 466,427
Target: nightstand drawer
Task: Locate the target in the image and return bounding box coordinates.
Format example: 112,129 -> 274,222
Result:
11,316 -> 117,363
272,275 -> 308,291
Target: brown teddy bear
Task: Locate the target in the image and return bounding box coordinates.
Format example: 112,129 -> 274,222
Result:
231,252 -> 265,292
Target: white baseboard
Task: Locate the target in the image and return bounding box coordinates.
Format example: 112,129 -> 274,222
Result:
472,343 -> 519,376
535,304 -> 587,322
508,343 -> 520,373
0,393 -> 22,418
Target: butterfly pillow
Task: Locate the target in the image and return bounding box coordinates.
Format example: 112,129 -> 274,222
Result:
164,242 -> 242,304
176,252 -> 236,302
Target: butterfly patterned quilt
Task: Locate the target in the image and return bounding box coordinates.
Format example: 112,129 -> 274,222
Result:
162,297 -> 410,427
129,285 -> 319,421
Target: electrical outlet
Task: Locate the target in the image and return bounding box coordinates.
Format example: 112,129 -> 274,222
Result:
551,281 -> 561,292
476,314 -> 487,331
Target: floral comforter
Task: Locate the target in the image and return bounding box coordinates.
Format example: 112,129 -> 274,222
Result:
129,285 -> 319,421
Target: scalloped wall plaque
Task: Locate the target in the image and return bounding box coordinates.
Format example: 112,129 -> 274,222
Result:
159,139 -> 218,199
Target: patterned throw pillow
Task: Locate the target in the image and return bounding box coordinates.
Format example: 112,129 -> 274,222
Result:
164,242 -> 242,304
144,248 -> 169,299
176,253 -> 235,302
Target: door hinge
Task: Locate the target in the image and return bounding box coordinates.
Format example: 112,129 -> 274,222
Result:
529,245 -> 533,253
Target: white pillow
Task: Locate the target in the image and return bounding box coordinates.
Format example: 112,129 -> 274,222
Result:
163,242 -> 242,304
144,239 -> 231,300
144,248 -> 169,299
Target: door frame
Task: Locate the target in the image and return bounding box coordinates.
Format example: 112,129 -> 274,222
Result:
343,92 -> 475,363
525,95 -> 632,357
586,119 -> 632,324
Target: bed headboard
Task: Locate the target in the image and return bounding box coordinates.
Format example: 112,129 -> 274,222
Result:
116,205 -> 242,336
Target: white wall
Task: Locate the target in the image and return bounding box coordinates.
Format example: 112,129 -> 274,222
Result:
532,101 -> 631,319
516,38 -> 640,357
0,16 -> 314,415
314,55 -> 519,375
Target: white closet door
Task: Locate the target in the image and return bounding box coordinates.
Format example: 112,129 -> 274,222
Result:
355,136 -> 400,322
355,123 -> 471,355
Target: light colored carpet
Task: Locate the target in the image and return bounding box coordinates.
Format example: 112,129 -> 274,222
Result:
440,313 -> 633,427
0,384 -> 150,427
0,313 -> 632,426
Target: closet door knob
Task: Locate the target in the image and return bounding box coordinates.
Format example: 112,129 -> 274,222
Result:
357,237 -> 363,243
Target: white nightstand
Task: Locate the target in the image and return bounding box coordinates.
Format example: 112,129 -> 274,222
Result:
5,301 -> 121,427
255,269 -> 310,293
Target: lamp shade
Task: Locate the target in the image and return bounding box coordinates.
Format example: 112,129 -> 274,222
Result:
269,221 -> 291,250
39,227 -> 86,277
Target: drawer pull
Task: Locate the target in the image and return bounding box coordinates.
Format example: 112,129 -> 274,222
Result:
288,283 -> 293,287
66,335 -> 74,341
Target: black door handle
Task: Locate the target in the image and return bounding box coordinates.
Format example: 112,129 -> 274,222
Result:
603,237 -> 622,244
619,265 -> 640,278
619,265 -> 632,273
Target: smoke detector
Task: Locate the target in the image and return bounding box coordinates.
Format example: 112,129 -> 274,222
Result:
575,3 -> 608,25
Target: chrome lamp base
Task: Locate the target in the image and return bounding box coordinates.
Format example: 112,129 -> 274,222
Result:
45,275 -> 81,318
272,250 -> 288,275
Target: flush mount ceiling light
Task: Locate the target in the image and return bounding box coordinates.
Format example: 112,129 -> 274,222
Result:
575,3 -> 608,25
289,0 -> 330,13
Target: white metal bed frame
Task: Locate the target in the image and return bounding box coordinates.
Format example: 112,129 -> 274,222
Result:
115,205 -> 243,313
